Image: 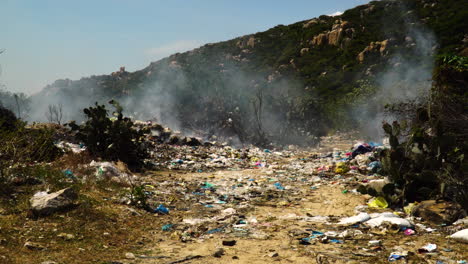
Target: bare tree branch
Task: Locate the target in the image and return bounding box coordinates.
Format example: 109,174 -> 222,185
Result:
46,104 -> 63,125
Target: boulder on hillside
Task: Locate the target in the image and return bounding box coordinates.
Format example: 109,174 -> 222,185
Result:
311,33 -> 328,46
300,48 -> 310,56
30,188 -> 78,216
311,20 -> 354,48
303,18 -> 319,28
357,39 -> 393,63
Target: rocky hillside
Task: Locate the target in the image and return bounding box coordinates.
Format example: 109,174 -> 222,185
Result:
30,0 -> 467,145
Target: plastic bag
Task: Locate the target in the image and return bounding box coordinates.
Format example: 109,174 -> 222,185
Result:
339,213 -> 371,225
368,197 -> 388,209
450,229 -> 468,244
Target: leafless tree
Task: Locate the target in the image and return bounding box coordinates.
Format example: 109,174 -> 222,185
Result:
251,83 -> 268,145
46,104 -> 63,125
14,94 -> 21,119
252,84 -> 264,136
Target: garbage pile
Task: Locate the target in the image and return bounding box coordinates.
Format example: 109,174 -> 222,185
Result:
53,127 -> 467,262
132,135 -> 468,262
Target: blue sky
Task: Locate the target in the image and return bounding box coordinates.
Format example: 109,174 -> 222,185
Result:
1,0 -> 370,94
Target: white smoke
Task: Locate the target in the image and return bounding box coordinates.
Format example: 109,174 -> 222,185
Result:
356,5 -> 437,140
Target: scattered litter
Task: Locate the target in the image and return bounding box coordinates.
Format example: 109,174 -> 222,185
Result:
162,224 -> 173,231
207,228 -> 223,234
302,215 -> 330,223
418,243 -> 437,253
367,161 -> 382,173
274,182 -> 285,190
388,251 -> 408,261
368,240 -> 381,246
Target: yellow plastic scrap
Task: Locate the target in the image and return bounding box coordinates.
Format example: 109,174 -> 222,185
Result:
404,202 -> 418,215
368,196 -> 389,209
334,162 -> 350,174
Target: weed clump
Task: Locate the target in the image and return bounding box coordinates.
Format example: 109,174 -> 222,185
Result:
0,106 -> 62,197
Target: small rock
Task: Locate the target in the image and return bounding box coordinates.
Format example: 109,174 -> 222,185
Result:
125,207 -> 141,216
30,188 -> 78,216
41,261 -> 57,264
268,252 -> 279,258
125,252 -> 136,259
232,256 -> 239,259
213,248 -> 225,258
57,233 -> 75,240
24,241 -> 46,250
222,240 -> 237,246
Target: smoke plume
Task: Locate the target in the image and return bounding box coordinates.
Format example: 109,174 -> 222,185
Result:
356,3 -> 437,140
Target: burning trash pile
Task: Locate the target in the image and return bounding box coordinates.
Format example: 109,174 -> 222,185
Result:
130,120 -> 292,172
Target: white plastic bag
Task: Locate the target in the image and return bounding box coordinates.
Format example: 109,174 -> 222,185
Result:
365,212 -> 413,228
339,213 -> 370,225
450,229 -> 468,244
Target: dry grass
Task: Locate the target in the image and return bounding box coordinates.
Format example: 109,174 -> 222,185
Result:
0,184 -> 165,264
0,152 -> 167,264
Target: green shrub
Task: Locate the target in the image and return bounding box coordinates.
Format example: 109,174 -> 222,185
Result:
129,185 -> 151,211
68,101 -> 148,170
380,54 -> 467,212
0,105 -> 19,131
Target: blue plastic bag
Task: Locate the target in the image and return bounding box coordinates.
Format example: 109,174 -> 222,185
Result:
154,204 -> 169,214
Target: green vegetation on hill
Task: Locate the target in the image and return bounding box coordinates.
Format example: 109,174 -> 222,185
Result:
21,0 -> 468,146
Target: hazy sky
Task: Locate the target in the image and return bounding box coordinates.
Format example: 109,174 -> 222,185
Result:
1,0 -> 370,94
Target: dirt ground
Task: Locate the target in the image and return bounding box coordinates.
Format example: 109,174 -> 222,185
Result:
133,170 -> 467,264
